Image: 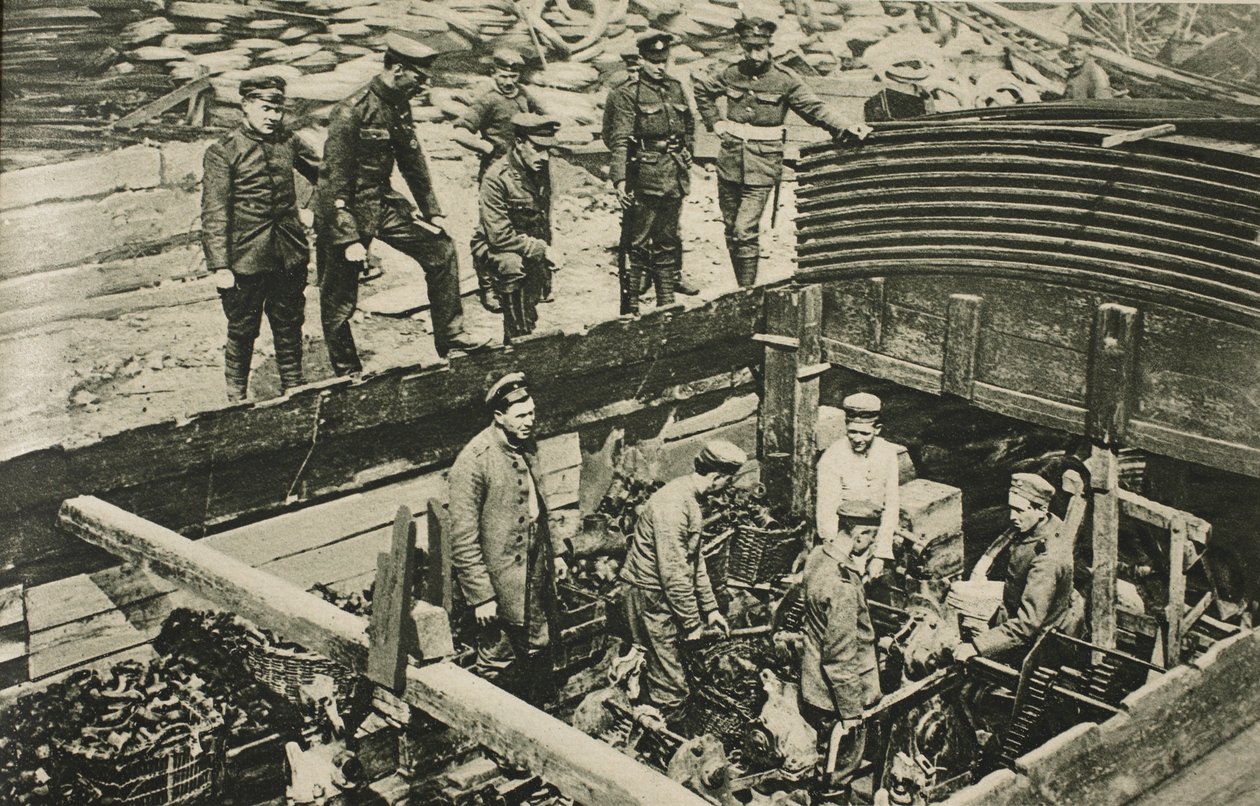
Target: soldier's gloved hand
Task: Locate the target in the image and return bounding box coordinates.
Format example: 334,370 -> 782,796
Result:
866,557 -> 886,580
474,600 -> 498,626
213,269 -> 236,290
614,181 -> 634,210
344,242 -> 368,262
707,611 -> 729,637
837,123 -> 873,141
544,245 -> 564,272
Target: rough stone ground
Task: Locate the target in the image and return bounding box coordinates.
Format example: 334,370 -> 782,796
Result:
0,123 -> 799,456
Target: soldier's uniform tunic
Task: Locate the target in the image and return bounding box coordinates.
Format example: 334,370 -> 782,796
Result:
974,513 -> 1083,658
694,60 -> 852,286
606,71 -> 694,312
314,76 -> 467,374
470,147 -> 552,343
815,436 -> 901,562
200,124 -> 320,399
455,85 -> 542,179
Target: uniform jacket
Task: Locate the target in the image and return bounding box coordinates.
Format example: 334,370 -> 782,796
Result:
454,84 -> 541,172
973,513 -> 1080,656
694,60 -> 852,186
200,124 -> 320,274
448,425 -> 558,626
470,148 -> 551,263
606,73 -> 694,198
315,76 -> 441,247
619,475 -> 718,635
1063,60 -> 1114,100
600,77 -> 633,150
799,543 -> 880,717
815,436 -> 901,559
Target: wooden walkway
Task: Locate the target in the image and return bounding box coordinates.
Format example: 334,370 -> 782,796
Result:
1132,716 -> 1260,806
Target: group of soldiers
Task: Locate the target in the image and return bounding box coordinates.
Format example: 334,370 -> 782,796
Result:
199,17 -> 873,401
445,372 -> 1085,804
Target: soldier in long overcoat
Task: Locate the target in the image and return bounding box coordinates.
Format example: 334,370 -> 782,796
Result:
200,76 -> 320,402
449,373 -> 569,704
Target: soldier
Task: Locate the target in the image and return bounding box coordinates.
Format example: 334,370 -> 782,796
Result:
954,473 -> 1085,663
314,32 -> 489,377
452,48 -> 544,313
618,441 -> 744,717
607,31 -> 698,316
449,372 -> 569,704
694,17 -> 871,287
600,47 -> 640,149
470,114 -> 563,345
200,75 -> 320,402
815,393 -> 900,579
1062,31 -> 1114,100
799,498 -> 882,805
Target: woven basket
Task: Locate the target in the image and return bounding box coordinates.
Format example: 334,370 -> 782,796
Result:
727,523 -> 807,587
242,639 -> 357,706
65,691 -> 225,806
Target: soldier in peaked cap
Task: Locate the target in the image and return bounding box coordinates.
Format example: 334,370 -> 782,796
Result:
693,16 -> 872,287
955,472 -> 1084,664
201,74 -> 320,402
606,30 -> 701,316
618,440 -> 746,716
470,113 -> 563,345
816,392 -> 901,579
314,31 -> 489,377
798,496 -> 882,804
451,47 -> 544,312
449,372 -> 569,704
1061,29 -> 1114,100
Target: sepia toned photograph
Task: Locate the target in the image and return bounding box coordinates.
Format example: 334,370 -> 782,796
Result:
0,0 -> 1257,803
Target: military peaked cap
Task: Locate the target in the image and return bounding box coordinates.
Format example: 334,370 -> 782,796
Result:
385,32 -> 442,72
486,371 -> 531,410
1010,472 -> 1055,508
697,440 -> 747,475
492,47 -> 527,71
837,497 -> 882,526
842,392 -> 883,421
512,112 -> 561,146
240,75 -> 286,103
636,31 -> 674,59
735,16 -> 776,44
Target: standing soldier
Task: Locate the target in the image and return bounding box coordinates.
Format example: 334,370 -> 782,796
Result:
954,473 -> 1084,663
618,441 -> 744,718
799,498 -> 883,806
600,47 -> 640,149
200,76 -> 320,402
694,17 -> 871,287
314,32 -> 489,377
815,393 -> 901,579
449,372 -> 569,704
470,114 -> 563,344
606,31 -> 698,316
452,48 -> 543,312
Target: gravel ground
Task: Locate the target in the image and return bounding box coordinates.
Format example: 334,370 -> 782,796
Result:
0,123 -> 799,456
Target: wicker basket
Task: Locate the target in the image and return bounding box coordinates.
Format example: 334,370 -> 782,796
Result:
242,639 -> 357,706
65,691 -> 225,806
727,523 -> 807,587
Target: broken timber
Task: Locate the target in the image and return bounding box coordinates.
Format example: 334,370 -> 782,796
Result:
57,495 -> 707,806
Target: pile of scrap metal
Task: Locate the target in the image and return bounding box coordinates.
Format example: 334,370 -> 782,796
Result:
795,100 -> 1260,324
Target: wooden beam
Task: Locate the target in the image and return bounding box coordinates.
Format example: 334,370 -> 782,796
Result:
424,499 -> 453,614
110,76 -> 211,130
1060,468 -> 1089,550
1164,516 -> 1188,667
1100,124 -> 1177,148
941,294 -> 984,399
366,506 -> 418,691
1086,303 -> 1140,446
758,285 -> 823,518
56,496 -> 706,806
1090,444 -> 1120,652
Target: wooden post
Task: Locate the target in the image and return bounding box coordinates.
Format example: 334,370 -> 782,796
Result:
1060,468 -> 1089,549
758,285 -> 823,518
424,498 -> 453,613
941,294 -> 984,399
367,506 -> 417,691
1165,516 -> 1188,667
57,496 -> 705,806
1085,304 -> 1138,654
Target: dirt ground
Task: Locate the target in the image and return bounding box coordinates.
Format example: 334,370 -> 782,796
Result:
0,123 -> 800,456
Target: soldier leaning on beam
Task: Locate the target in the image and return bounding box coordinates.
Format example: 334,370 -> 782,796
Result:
313,32 -> 489,377
606,31 -> 697,316
693,16 -> 871,288
200,75 -> 320,403
470,114 -> 564,345
452,47 -> 544,313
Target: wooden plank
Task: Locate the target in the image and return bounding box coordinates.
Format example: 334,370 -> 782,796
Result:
423,499 -> 453,614
1060,468 -> 1089,550
881,303 -> 946,370
56,496 -> 705,806
942,294 -> 984,399
1128,419 -> 1260,480
1117,488 -> 1211,534
820,279 -> 883,350
367,506 -> 417,690
1101,124 -> 1178,149
820,337 -> 942,395
24,564 -> 175,632
111,76 -> 211,130
977,331 -> 1089,406
27,589 -> 176,679
971,382 -> 1085,435
758,285 -> 822,517
259,528 -> 392,590
1139,368 -> 1260,448
1090,445 -> 1120,653
1086,304 -> 1141,446
1165,516 -> 1188,667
